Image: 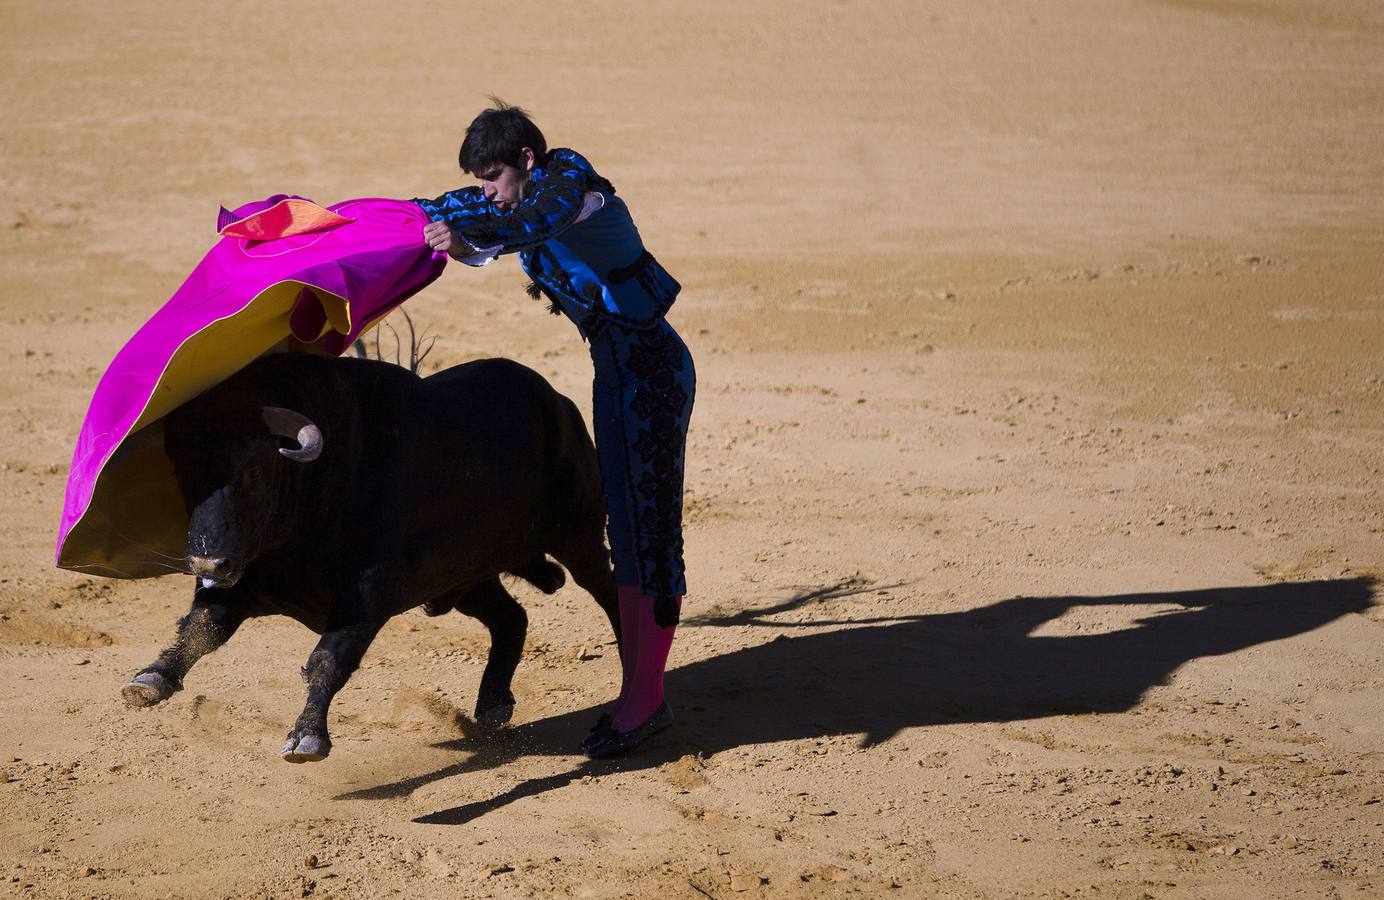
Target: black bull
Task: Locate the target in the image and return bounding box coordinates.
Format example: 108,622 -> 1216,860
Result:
121,353 -> 620,762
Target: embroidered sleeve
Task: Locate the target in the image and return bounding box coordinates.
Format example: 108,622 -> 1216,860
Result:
413,185 -> 483,221
412,152 -> 588,254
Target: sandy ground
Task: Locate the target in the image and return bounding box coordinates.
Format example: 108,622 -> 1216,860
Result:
2,0 -> 1383,897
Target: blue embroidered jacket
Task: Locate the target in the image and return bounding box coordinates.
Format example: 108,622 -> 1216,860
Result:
413,149 -> 680,335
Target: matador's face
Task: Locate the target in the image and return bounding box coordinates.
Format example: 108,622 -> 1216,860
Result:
476,147 -> 536,212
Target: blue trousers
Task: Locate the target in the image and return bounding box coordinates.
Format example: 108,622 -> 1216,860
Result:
587,318 -> 695,599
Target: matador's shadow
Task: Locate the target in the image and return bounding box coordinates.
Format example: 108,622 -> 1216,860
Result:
336,576 -> 1377,825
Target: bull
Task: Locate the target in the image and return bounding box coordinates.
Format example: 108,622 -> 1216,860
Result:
120,352 -> 620,762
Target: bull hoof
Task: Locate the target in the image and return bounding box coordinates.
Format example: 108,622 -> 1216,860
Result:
475,702 -> 515,728
475,686 -> 516,728
281,732 -> 331,763
121,671 -> 177,707
421,600 -> 453,617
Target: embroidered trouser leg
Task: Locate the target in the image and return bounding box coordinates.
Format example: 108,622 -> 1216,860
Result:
587,319 -> 696,599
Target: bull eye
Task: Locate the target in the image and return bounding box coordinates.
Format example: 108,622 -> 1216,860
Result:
247,465 -> 263,480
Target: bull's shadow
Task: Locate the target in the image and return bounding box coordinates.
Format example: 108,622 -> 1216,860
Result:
336,576 -> 1377,825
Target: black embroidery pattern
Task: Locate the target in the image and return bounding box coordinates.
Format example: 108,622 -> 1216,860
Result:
616,324 -> 694,599
608,250 -> 653,284
635,263 -> 680,318
520,248 -> 566,316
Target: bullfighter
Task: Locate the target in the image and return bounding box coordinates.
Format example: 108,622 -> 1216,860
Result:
414,100 -> 695,758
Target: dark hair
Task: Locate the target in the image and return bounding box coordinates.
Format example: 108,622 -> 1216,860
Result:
458,98 -> 547,174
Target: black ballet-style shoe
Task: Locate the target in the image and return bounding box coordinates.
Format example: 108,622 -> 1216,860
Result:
582,701 -> 675,759
580,711 -> 613,752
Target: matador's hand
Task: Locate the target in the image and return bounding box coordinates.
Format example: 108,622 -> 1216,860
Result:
423,220 -> 453,254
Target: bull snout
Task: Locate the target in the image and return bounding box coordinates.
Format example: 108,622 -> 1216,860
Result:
189,555 -> 242,589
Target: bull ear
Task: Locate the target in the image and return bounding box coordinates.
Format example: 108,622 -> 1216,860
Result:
262,406 -> 323,462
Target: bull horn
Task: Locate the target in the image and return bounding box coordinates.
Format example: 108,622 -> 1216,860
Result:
262,406 -> 323,462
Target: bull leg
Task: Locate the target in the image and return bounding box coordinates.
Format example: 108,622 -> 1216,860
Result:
553,540 -> 622,654
281,623 -> 379,763
453,578 -> 528,726
122,589 -> 249,707
552,535 -> 624,742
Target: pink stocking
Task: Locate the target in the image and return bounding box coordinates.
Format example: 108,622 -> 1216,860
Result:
611,585 -> 680,732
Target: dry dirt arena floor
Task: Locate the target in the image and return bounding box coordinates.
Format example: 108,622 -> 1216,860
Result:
2,1 -> 1383,898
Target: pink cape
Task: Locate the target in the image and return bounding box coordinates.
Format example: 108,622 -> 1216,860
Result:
55,196 -> 446,578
